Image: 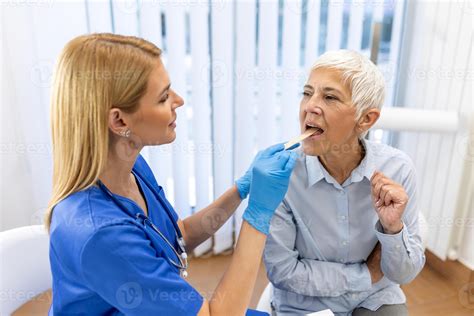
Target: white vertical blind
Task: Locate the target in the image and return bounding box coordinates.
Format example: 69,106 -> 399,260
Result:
138,1 -> 163,47
233,0 -> 257,241
209,2 -> 235,253
85,0 -> 113,33
280,0 -> 303,141
256,0 -> 279,148
189,4 -> 214,256
347,1 -> 364,51
304,0 -> 321,68
111,0 -> 139,36
325,0 -> 344,51
164,4 -> 192,219
384,0 -> 405,108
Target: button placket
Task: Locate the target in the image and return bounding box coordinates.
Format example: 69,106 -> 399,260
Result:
337,188 -> 350,263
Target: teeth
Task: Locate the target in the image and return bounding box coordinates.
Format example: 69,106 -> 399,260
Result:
307,124 -> 323,131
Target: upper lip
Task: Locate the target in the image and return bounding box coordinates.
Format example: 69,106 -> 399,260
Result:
169,117 -> 177,125
305,121 -> 325,132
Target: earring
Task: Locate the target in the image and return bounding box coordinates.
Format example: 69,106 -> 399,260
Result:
120,129 -> 131,138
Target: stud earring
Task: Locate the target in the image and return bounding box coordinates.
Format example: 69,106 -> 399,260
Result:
120,129 -> 131,138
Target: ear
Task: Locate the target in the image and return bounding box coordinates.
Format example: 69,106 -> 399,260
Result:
357,108 -> 380,134
108,108 -> 128,136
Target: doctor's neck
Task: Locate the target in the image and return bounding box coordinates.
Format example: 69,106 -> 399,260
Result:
99,137 -> 143,193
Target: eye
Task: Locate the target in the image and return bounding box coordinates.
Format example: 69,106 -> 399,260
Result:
325,95 -> 339,101
302,91 -> 312,97
159,93 -> 169,103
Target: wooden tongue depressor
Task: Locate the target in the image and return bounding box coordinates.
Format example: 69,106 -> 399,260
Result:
284,128 -> 318,150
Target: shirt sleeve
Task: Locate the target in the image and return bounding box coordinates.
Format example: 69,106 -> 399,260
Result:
80,222 -> 203,315
264,201 -> 372,297
375,161 -> 426,284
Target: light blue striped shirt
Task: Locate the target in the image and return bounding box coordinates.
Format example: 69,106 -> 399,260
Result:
264,138 -> 425,316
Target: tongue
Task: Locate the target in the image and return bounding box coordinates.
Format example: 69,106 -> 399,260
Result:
311,127 -> 323,135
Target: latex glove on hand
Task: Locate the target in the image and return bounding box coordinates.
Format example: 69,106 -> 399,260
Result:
235,152 -> 262,200
242,143 -> 299,235
235,143 -> 299,199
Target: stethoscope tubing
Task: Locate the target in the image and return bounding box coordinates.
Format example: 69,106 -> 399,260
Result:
96,172 -> 188,277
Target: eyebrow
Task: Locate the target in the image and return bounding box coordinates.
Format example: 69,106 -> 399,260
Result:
322,87 -> 344,97
304,85 -> 346,98
158,83 -> 171,98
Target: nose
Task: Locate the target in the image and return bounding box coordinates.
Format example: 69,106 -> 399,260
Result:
305,97 -> 323,116
171,89 -> 184,109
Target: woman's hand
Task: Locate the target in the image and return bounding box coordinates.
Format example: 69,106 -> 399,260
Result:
371,171 -> 408,234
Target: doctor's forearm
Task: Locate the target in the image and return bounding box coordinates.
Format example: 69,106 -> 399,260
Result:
182,186 -> 241,251
209,221 -> 267,315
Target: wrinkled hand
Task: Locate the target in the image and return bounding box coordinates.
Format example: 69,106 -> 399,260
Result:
366,242 -> 383,284
371,171 -> 408,234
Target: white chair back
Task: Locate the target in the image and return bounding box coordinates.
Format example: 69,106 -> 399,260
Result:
0,225 -> 51,315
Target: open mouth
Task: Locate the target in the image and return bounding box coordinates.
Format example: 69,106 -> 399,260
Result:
305,124 -> 325,136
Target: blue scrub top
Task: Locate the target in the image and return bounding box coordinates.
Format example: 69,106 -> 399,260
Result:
48,155 -> 203,315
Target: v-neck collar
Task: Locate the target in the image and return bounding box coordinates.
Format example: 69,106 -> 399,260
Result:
108,170 -> 150,217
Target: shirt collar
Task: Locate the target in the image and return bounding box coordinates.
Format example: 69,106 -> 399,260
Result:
305,138 -> 376,188
305,155 -> 325,188
351,138 -> 376,182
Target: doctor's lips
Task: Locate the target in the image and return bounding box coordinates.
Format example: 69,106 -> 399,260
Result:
169,117 -> 177,127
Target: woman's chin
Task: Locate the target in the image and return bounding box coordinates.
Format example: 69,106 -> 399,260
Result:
151,132 -> 176,146
302,141 -> 323,156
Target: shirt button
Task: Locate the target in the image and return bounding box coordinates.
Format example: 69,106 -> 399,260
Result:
339,259 -> 344,263
339,190 -> 345,195
340,215 -> 347,220
342,241 -> 348,246
395,245 -> 401,249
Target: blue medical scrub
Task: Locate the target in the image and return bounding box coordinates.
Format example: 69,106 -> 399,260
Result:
48,154 -> 202,315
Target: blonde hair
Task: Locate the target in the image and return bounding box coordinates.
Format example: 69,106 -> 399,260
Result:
45,33 -> 162,231
312,50 -> 385,136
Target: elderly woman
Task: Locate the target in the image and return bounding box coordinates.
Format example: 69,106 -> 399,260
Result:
264,50 -> 425,316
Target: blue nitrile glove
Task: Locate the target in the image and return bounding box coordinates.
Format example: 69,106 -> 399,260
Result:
235,143 -> 300,200
242,143 -> 299,234
235,152 -> 263,200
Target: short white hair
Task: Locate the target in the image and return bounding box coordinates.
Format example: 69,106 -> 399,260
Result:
311,50 -> 385,124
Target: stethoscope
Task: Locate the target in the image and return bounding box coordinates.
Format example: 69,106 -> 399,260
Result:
96,172 -> 189,278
